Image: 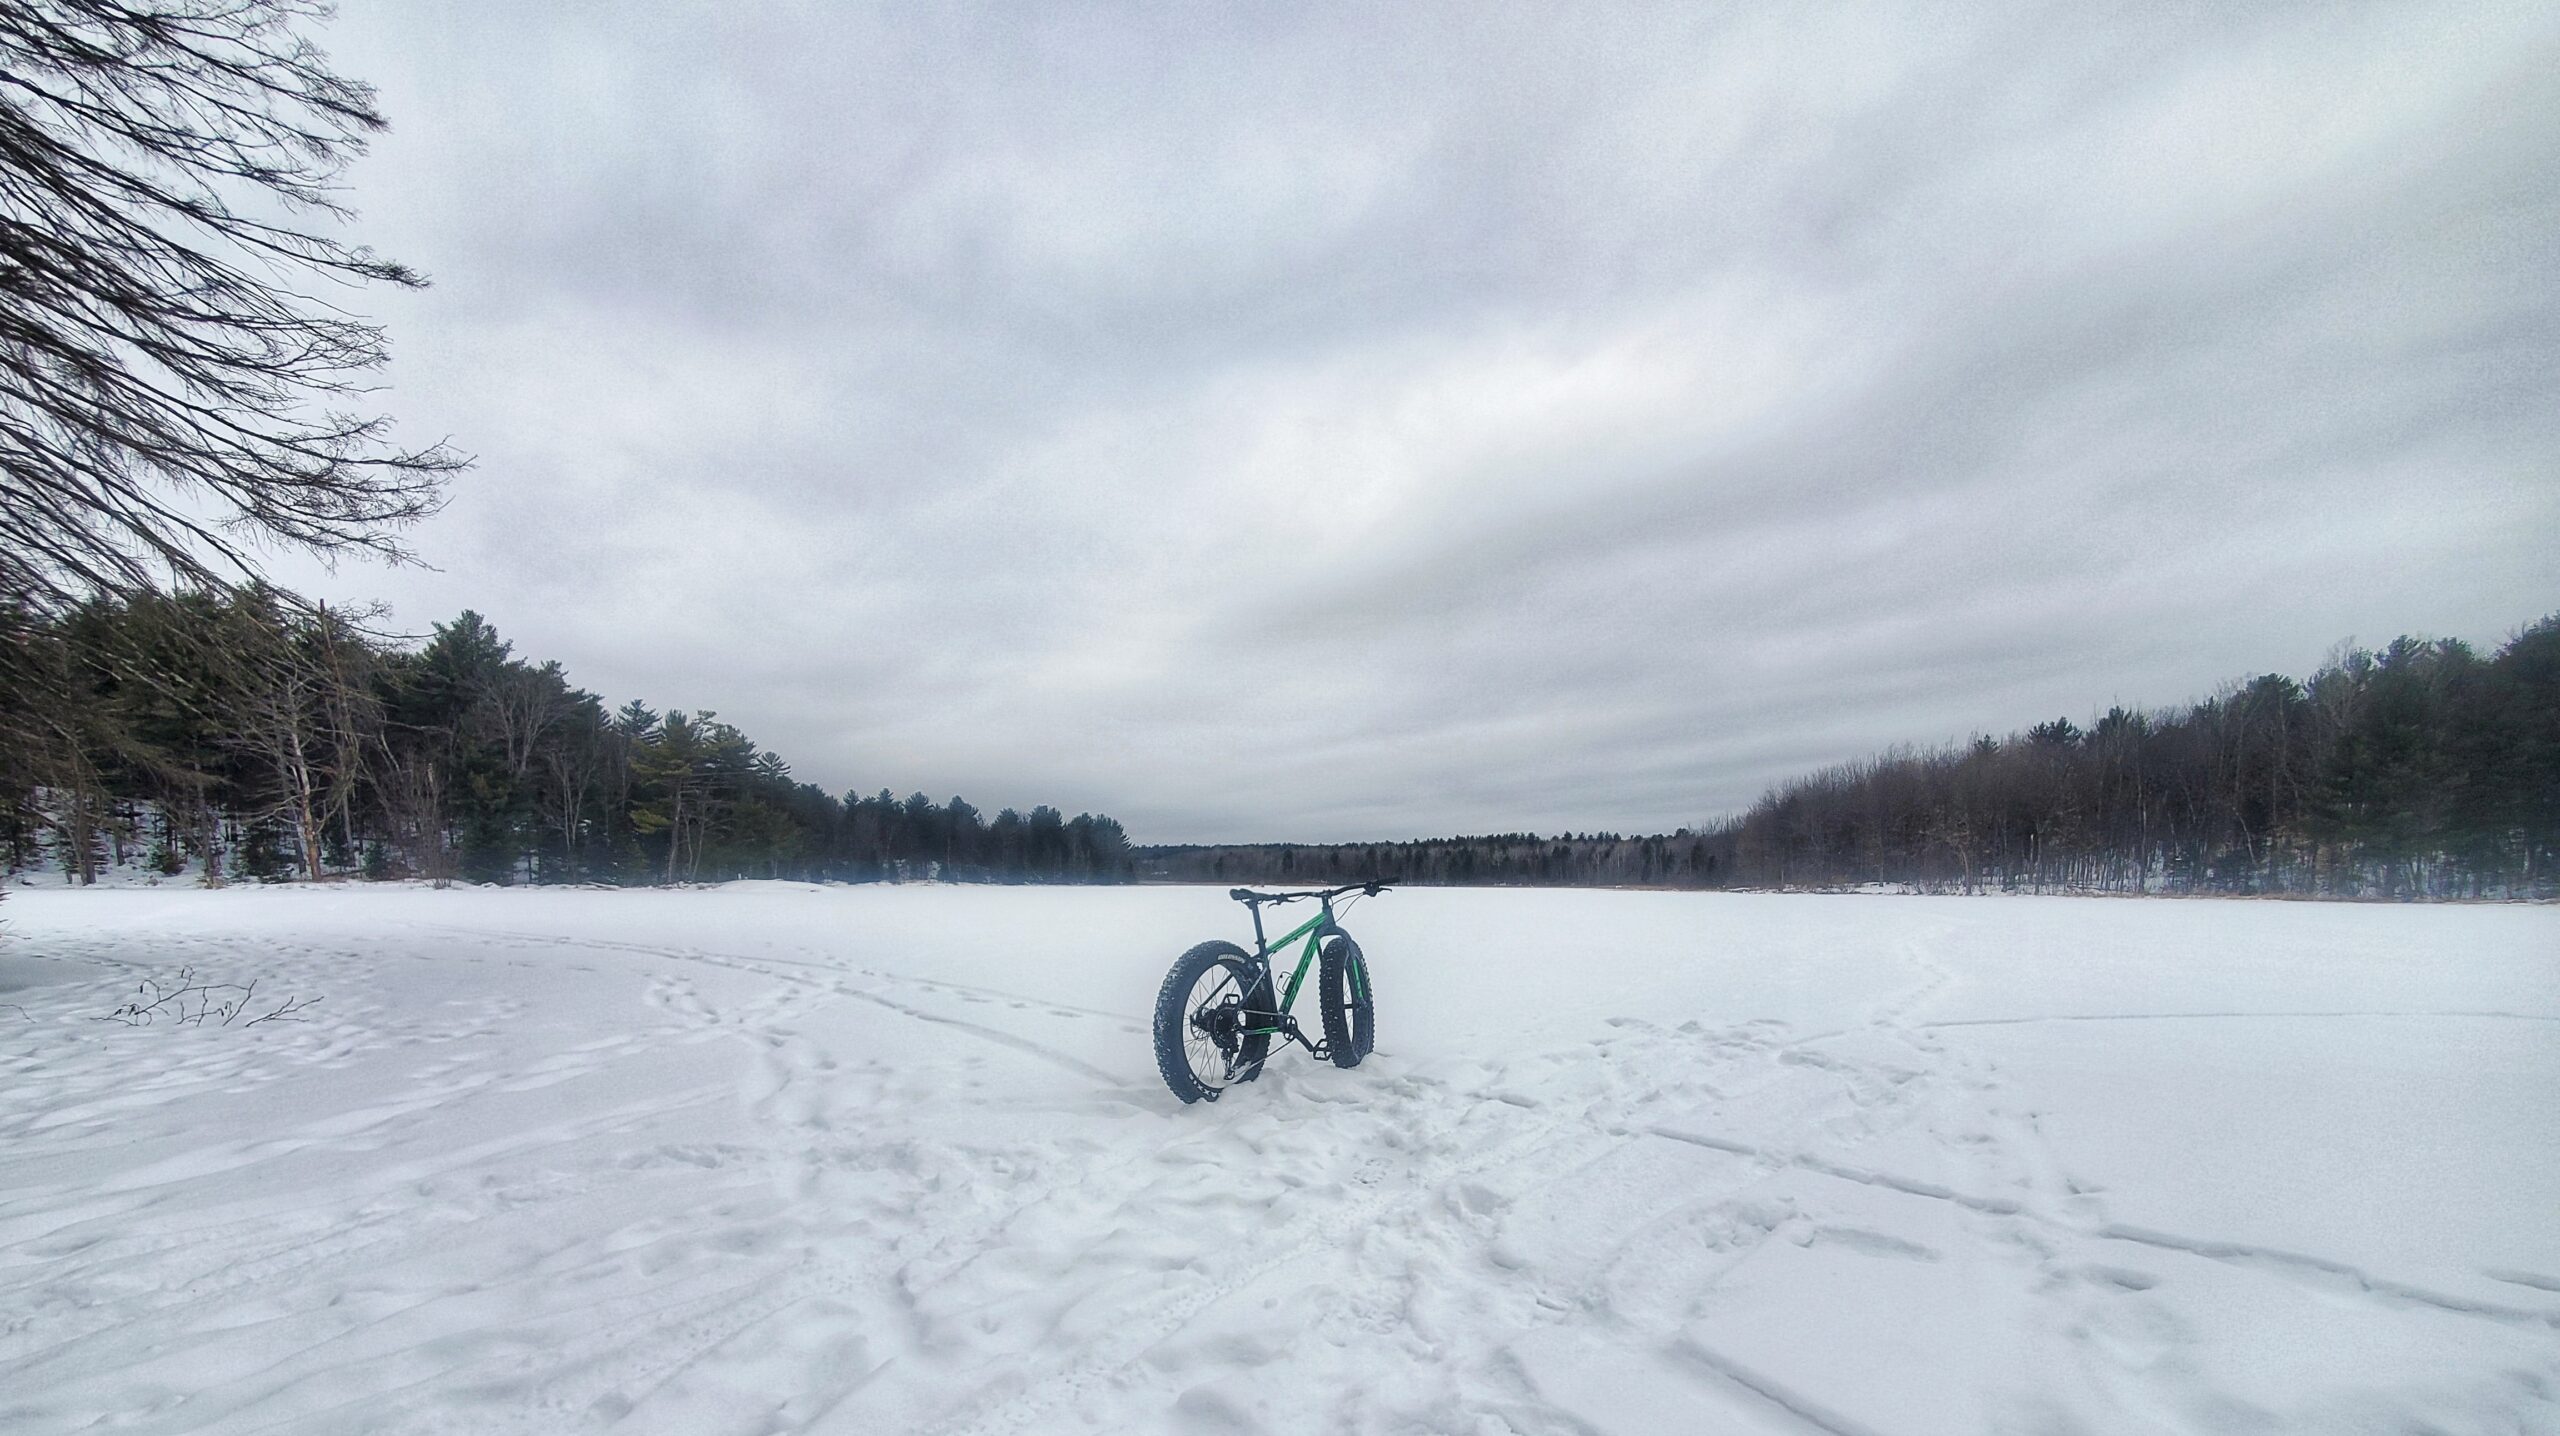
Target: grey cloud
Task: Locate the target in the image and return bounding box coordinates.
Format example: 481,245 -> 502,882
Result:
278,0 -> 2560,843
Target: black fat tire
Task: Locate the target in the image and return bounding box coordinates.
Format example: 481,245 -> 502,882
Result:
1153,940 -> 1273,1104
1318,932 -> 1374,1068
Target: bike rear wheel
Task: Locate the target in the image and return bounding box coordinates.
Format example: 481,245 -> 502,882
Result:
1318,933 -> 1374,1068
1153,940 -> 1273,1103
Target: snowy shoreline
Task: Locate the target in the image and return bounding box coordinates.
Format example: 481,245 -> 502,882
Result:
15,867 -> 2553,904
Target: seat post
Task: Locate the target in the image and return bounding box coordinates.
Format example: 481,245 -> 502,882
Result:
1248,901 -> 1268,954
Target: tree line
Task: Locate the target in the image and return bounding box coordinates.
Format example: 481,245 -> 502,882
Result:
1708,619 -> 2558,898
10,594 -> 2549,898
1,590 -> 1132,886
1151,615 -> 2560,900
1140,831 -> 1726,889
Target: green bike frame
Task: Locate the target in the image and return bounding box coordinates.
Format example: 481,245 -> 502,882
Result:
1240,900 -> 1367,1037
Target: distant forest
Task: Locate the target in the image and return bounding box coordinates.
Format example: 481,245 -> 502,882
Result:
1151,615 -> 2560,900
9,593 -> 2553,900
1,591 -> 1132,886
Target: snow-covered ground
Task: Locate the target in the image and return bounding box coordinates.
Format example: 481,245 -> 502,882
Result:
0,885 -> 2552,1435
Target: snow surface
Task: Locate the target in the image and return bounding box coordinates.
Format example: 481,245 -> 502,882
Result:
0,884 -> 2553,1435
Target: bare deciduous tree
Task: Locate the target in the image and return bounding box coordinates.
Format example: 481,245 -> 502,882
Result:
0,0 -> 462,611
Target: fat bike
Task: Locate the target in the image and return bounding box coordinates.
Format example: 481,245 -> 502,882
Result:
1152,882 -> 1385,1104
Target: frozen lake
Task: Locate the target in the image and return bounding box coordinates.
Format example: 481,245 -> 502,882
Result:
0,884 -> 2553,1434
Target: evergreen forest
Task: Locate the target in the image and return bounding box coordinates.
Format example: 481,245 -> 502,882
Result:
0,592 -> 1132,886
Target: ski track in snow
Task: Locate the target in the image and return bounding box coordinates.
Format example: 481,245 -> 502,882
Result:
0,885 -> 2554,1435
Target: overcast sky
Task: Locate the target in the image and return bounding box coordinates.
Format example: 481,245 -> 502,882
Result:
269,2 -> 2559,843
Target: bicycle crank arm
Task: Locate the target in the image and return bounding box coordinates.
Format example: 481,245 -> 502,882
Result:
1266,1016 -> 1330,1060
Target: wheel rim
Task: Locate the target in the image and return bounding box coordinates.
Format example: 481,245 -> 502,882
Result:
1180,964 -> 1250,1090
1331,946 -> 1371,1057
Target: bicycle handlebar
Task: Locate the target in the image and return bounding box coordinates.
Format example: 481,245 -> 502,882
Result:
1226,881 -> 1387,905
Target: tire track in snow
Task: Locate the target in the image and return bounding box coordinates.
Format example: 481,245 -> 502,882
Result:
1645,1122 -> 2560,1331
836,987 -> 1118,1086
1666,1336 -> 1891,1436
417,924 -> 1132,1024
2091,1224 -> 2560,1329
1648,1124 -> 2027,1215
1922,1009 -> 2560,1029
418,925 -> 1127,1086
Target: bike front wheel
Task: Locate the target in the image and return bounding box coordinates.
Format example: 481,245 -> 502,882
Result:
1318,933 -> 1374,1068
1153,940 -> 1273,1103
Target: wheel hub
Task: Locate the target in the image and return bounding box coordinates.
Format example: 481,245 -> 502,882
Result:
1192,998 -> 1243,1055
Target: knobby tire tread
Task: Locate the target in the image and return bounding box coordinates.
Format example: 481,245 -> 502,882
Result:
1318,933 -> 1374,1068
1153,940 -> 1271,1104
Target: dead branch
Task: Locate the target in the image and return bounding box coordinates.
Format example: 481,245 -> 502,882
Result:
93,964 -> 316,1026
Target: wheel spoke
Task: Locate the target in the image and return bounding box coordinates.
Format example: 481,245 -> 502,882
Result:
1156,947 -> 1282,1103
1181,966 -> 1245,1088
